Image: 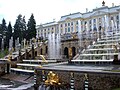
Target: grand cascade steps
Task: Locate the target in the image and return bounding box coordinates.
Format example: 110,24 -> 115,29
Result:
72,32 -> 120,62
10,60 -> 67,74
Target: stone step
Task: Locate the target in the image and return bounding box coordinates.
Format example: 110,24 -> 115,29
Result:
86,48 -> 115,51
80,53 -> 118,56
17,63 -> 40,67
93,43 -> 116,47
98,39 -> 120,43
10,68 -> 34,73
23,59 -> 57,63
72,59 -> 113,62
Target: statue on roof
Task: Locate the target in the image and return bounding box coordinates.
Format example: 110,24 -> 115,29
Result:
102,0 -> 105,6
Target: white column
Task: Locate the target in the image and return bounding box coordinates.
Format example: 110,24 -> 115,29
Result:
86,21 -> 89,32
58,25 -> 60,35
91,19 -> 94,31
96,18 -> 98,32
114,15 -> 117,33
78,20 -> 81,32
82,21 -> 85,31
102,16 -> 104,28
63,23 -> 65,34
43,29 -> 45,38
91,19 -> 94,38
106,15 -> 109,31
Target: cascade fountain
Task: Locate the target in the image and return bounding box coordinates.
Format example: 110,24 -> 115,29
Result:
1,38 -> 4,51
48,33 -> 61,59
15,38 -> 20,51
9,37 -> 13,53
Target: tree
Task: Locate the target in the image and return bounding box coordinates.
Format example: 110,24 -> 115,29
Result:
13,14 -> 26,45
1,18 -> 7,49
27,13 -> 36,40
6,22 -> 12,48
22,16 -> 27,39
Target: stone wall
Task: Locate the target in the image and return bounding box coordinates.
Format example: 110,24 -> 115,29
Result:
36,70 -> 120,90
0,64 -> 6,76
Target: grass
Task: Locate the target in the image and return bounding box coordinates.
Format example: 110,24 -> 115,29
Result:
0,49 -> 9,58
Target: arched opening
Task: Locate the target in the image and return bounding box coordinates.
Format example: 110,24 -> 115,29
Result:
99,26 -> 102,38
40,49 -> 43,55
64,47 -> 69,59
35,51 -> 37,56
29,54 -> 31,58
72,47 -> 76,58
46,46 -> 48,54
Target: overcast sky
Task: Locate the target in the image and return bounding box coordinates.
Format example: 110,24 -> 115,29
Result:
0,0 -> 120,25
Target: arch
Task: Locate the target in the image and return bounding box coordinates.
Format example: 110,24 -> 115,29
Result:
35,51 -> 37,56
40,48 -> 43,55
64,47 -> 69,59
72,47 -> 76,58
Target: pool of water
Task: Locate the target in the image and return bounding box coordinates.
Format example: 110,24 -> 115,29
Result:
0,78 -> 34,90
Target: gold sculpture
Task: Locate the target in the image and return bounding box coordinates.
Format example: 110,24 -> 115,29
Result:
38,55 -> 48,63
37,55 -> 48,68
69,48 -> 72,57
84,73 -> 88,80
45,71 -> 61,85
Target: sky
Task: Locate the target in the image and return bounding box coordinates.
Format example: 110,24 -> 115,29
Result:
0,0 -> 120,26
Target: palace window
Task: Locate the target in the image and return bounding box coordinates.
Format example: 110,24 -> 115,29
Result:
68,23 -> 70,26
76,26 -> 78,32
94,19 -> 96,23
111,17 -> 113,20
68,27 -> 70,32
116,15 -> 119,20
65,23 -> 67,27
99,18 -> 101,22
89,20 -> 91,24
60,24 -> 62,27
76,21 -> 78,25
71,27 -> 73,32
65,28 -> 67,32
71,22 -> 73,26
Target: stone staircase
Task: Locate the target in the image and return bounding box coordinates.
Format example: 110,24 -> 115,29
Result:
72,32 -> 120,64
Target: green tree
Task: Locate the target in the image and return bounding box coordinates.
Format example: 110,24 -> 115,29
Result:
13,14 -> 26,45
1,18 -> 7,49
27,13 -> 36,40
22,16 -> 27,39
6,22 -> 12,48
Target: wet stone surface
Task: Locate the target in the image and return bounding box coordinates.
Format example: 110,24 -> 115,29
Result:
0,78 -> 34,90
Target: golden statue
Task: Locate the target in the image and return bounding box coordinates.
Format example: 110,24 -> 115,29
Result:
37,55 -> 48,68
69,48 -> 72,57
38,55 -> 48,63
45,71 -> 61,85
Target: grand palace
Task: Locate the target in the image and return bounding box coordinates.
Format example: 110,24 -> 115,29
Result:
36,1 -> 120,59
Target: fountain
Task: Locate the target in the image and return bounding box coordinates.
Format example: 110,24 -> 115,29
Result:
9,37 -> 13,53
48,33 -> 61,59
1,38 -> 4,51
15,37 -> 20,51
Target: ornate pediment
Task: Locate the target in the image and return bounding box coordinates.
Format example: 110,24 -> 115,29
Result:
90,11 -> 108,17
65,17 -> 72,21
